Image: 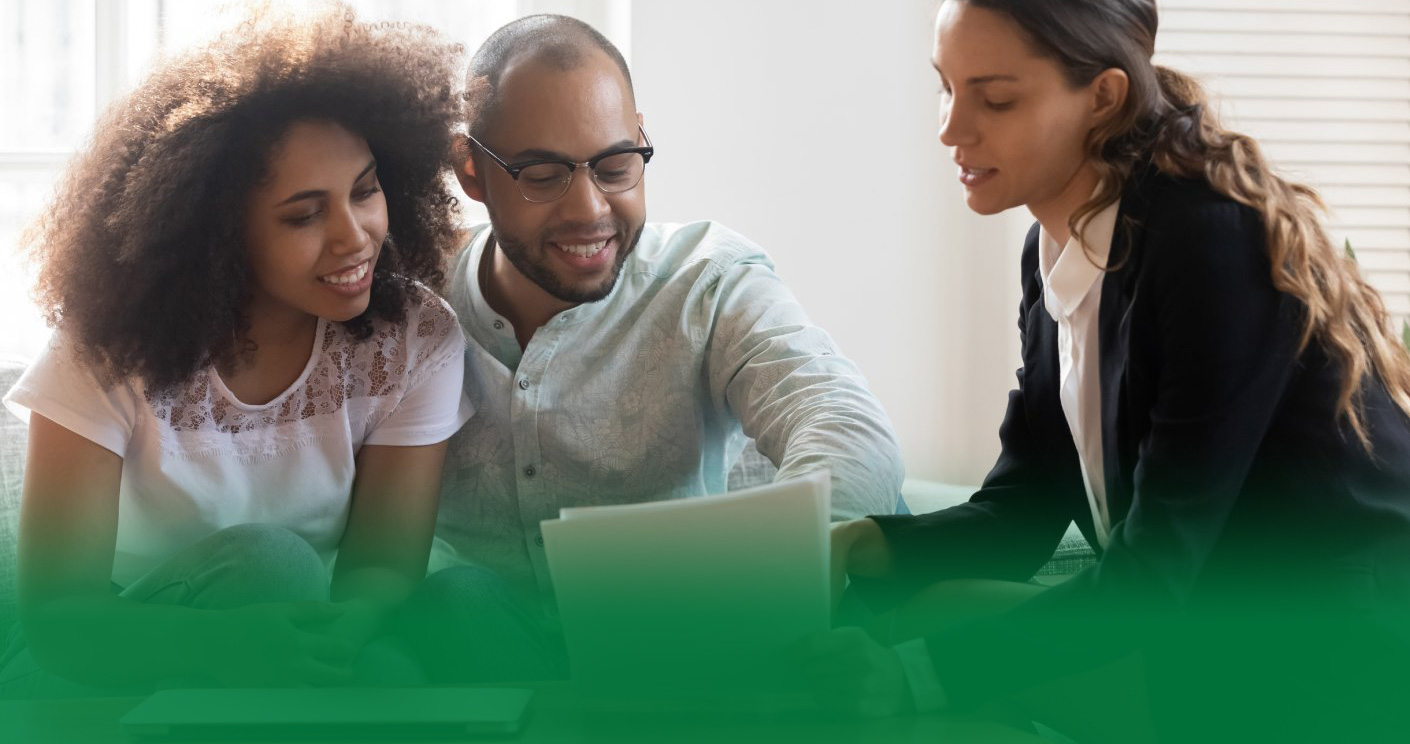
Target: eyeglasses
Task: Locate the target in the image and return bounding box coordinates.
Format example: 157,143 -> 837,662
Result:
468,126 -> 654,203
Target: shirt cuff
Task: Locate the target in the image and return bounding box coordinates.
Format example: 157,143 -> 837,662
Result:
893,637 -> 949,713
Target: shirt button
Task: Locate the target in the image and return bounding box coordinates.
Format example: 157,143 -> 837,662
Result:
524,466 -> 536,478
534,535 -> 545,547
493,320 -> 504,330
518,378 -> 530,390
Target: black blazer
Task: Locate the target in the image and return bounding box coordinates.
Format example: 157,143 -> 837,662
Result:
872,167 -> 1410,715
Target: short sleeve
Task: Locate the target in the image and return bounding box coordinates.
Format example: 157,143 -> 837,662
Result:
363,296 -> 474,447
3,337 -> 140,457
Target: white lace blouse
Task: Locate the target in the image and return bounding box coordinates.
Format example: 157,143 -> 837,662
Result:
5,293 -> 473,586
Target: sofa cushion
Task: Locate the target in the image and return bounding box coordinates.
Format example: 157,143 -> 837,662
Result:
0,358 -> 28,636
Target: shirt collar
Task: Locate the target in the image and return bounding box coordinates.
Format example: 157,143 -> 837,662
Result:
463,226 -> 497,325
458,227 -> 524,369
1038,198 -> 1120,320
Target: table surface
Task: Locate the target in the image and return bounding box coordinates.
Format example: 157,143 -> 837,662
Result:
0,684 -> 1048,744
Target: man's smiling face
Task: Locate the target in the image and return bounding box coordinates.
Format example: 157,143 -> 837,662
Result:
469,48 -> 647,304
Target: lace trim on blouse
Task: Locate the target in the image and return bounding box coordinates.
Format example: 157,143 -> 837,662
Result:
145,294 -> 455,434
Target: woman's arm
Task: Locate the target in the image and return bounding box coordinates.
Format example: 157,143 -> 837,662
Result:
324,295 -> 468,641
19,414 -> 354,688
327,441 -> 449,641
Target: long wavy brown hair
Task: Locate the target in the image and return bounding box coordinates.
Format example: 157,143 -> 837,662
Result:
25,4 -> 464,393
960,0 -> 1410,449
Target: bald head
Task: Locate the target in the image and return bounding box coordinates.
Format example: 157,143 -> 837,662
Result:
466,14 -> 634,137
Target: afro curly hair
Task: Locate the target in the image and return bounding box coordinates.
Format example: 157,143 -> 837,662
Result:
26,3 -> 465,393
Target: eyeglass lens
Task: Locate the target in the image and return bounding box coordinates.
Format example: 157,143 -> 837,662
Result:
517,151 -> 646,202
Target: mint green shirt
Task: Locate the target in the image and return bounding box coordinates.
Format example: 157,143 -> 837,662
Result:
435,221 -> 903,607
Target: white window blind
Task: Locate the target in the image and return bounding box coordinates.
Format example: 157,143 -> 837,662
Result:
1155,0 -> 1410,325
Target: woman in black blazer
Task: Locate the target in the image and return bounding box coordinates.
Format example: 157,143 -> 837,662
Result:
801,2 -> 1410,741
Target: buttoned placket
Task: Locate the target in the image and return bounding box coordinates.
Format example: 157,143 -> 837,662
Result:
486,316 -> 521,370
509,311 -> 593,607
511,334 -> 554,589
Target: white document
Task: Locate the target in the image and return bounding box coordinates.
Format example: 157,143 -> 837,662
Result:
541,471 -> 831,696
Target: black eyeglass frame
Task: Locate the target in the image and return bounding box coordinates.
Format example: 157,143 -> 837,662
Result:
468,126 -> 654,202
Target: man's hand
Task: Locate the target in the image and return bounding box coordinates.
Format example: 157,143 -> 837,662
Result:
794,627 -> 912,718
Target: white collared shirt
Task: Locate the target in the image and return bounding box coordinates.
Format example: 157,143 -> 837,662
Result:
1038,200 -> 1120,549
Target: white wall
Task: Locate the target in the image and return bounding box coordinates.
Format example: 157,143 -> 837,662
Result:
631,0 -> 1031,484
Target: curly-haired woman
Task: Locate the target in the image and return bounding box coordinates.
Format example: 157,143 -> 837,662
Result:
1,7 -> 470,696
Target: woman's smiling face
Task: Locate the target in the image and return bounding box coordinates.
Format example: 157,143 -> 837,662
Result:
243,120 -> 388,330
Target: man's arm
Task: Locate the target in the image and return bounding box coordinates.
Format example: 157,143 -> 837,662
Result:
699,253 -> 903,520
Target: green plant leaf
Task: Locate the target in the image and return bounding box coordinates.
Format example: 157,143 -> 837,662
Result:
1345,238 -> 1356,261
1403,319 -> 1410,349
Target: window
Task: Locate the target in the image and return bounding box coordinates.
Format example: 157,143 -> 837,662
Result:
0,1 -> 96,359
1156,0 -> 1410,327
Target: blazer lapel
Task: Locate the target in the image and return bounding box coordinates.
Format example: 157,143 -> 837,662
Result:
1098,171 -> 1158,523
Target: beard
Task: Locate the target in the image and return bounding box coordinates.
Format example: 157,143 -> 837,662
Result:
489,216 -> 644,304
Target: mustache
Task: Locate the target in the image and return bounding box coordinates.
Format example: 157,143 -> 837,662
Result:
543,221 -> 620,240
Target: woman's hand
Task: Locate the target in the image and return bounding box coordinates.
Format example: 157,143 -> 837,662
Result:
795,627 -> 912,718
324,598 -> 387,649
829,518 -> 894,610
200,602 -> 358,687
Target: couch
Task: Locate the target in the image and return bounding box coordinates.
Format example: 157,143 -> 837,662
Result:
0,358 -> 1095,637
1,359 -> 27,637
